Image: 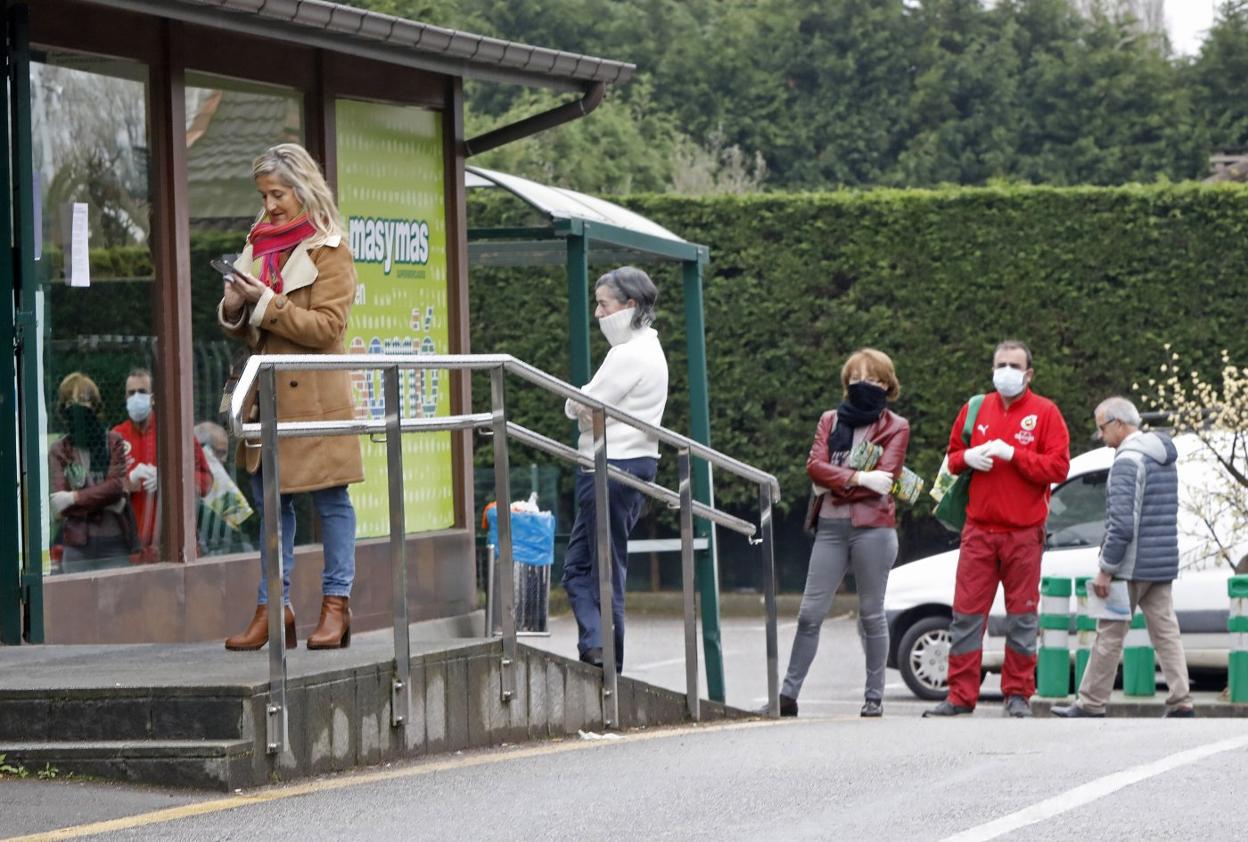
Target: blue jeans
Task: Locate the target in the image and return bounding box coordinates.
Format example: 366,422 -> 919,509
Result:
250,471 -> 356,605
560,456 -> 657,669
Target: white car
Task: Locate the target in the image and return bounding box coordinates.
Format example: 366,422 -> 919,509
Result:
885,432 -> 1246,700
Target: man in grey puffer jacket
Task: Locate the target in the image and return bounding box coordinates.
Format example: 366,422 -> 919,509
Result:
1053,396 -> 1194,718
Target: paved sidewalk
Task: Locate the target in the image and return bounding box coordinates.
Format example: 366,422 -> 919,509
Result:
526,609 -> 1247,718
1033,692 -> 1248,718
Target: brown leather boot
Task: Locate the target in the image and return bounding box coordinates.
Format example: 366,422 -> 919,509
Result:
224,604 -> 297,651
306,596 -> 351,650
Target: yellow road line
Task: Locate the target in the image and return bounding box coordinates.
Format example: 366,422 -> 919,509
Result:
6,718 -> 796,841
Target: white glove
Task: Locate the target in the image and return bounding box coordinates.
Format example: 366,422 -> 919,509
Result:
983,439 -> 1015,462
50,490 -> 77,515
856,470 -> 895,495
129,463 -> 158,493
962,444 -> 995,472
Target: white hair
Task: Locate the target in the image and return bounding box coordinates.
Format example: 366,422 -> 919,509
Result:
1096,396 -> 1141,428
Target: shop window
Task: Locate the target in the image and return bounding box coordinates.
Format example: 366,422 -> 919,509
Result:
31,50 -> 155,575
184,74 -> 309,557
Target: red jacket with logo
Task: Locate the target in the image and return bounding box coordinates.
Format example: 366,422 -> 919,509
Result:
946,389 -> 1070,531
806,409 -> 911,529
113,417 -> 213,547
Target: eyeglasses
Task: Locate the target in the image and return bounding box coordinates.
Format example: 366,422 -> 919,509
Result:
1096,417 -> 1119,436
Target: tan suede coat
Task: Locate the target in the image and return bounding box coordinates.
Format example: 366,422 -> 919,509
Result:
219,230 -> 364,493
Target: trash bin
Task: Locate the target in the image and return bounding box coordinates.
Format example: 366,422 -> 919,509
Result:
485,505 -> 555,636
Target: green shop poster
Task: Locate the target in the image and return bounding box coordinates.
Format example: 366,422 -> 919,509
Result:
336,99 -> 453,537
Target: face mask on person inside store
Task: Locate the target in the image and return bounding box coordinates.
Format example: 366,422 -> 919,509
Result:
126,392 -> 153,424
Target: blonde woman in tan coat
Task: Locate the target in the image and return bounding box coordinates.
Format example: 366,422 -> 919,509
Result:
220,143 -> 363,652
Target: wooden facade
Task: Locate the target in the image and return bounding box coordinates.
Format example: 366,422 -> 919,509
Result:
11,0 -> 538,642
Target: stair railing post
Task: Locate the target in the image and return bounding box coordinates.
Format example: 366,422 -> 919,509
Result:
490,365 -> 516,702
759,481 -> 779,718
384,366 -> 412,728
259,363 -> 289,754
678,448 -> 699,721
592,406 -> 619,727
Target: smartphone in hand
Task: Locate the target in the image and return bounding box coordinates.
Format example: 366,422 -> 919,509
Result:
210,257 -> 240,281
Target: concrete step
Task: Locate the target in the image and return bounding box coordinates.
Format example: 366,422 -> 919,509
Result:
0,739 -> 254,790
0,690 -> 250,742
0,637 -> 752,790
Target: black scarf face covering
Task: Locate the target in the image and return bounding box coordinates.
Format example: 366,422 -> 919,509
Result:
827,382 -> 888,457
64,403 -> 110,477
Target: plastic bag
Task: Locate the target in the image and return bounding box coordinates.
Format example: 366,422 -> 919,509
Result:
200,449 -> 254,529
485,495 -> 555,567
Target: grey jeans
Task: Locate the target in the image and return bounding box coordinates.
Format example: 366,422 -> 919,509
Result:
782,518 -> 899,702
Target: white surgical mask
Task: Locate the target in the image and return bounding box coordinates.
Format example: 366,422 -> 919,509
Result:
992,366 -> 1027,398
126,392 -> 153,424
598,307 -> 638,347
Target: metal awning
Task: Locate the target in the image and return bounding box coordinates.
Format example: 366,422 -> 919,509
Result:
463,167 -> 723,698
82,0 -> 635,92
466,166 -> 703,268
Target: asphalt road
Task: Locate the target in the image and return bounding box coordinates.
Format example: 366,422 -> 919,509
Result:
5,615 -> 1246,842
526,607 -> 1005,714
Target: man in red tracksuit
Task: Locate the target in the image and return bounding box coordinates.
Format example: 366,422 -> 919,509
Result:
925,340 -> 1070,718
113,368 -> 213,560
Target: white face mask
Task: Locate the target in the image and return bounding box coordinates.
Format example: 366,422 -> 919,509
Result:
598,307 -> 637,347
992,366 -> 1027,398
126,392 -> 153,424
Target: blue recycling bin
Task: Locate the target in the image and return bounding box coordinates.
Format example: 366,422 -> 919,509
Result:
486,507 -> 555,634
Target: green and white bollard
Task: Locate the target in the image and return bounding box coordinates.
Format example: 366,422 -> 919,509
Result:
1037,577 -> 1072,698
1229,576 -> 1248,703
1074,576 -> 1095,692
1122,611 -> 1156,697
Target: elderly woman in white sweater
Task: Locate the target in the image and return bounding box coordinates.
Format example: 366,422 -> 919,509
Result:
562,266 -> 668,672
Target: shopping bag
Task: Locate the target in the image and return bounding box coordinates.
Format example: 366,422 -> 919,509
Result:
930,394 -> 985,533
486,501 -> 555,567
200,448 -> 254,529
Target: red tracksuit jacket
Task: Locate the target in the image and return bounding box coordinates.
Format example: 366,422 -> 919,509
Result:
113,417 -> 213,546
946,389 -> 1070,531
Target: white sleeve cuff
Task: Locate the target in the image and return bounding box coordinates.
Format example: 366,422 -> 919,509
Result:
248,287 -> 276,327
218,299 -> 246,330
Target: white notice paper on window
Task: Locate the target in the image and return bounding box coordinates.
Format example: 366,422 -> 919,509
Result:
69,202 -> 90,287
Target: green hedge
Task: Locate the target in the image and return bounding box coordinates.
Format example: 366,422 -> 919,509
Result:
469,184 -> 1248,572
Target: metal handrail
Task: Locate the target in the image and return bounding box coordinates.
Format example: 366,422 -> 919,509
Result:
230,353 -> 782,499
228,353 -> 781,753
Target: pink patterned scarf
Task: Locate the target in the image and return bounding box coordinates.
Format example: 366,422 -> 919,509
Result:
246,214 -> 316,294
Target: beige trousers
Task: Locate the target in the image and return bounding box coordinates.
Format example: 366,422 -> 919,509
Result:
1077,580 -> 1193,713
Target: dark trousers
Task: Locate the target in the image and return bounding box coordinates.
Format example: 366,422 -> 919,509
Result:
561,456 -> 658,669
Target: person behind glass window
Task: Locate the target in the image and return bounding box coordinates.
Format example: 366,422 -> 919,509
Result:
561,267 -> 668,672
111,367 -> 212,560
48,372 -> 137,571
219,142 -> 363,652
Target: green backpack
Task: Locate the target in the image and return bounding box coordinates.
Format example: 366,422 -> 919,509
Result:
930,394 -> 986,533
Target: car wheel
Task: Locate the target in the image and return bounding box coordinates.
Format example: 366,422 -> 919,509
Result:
898,615 -> 952,701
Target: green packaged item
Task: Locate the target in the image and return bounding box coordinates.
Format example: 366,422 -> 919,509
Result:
892,466 -> 925,504
846,439 -> 883,471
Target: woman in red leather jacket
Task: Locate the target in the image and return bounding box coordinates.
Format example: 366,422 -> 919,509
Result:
778,348 -> 910,718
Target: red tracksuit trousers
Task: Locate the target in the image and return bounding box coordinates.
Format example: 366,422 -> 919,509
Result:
946,521 -> 1045,708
